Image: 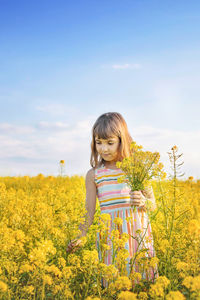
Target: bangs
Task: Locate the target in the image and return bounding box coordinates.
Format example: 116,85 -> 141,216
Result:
94,121 -> 120,139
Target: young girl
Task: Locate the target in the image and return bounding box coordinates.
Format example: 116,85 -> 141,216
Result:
67,112 -> 158,283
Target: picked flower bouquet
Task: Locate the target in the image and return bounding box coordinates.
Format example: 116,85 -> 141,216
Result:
116,141 -> 166,207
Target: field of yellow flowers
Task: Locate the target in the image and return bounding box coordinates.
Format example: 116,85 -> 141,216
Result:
0,157 -> 200,299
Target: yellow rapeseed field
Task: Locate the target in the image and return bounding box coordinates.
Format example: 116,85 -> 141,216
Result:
0,153 -> 200,299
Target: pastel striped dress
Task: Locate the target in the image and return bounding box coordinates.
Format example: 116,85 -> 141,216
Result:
95,163 -> 158,281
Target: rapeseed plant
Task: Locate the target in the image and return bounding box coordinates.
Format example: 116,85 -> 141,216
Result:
59,160 -> 65,177
116,140 -> 166,193
0,147 -> 199,299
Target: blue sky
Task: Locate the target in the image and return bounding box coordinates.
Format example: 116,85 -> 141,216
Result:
0,0 -> 200,178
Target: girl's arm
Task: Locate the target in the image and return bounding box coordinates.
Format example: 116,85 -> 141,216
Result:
78,168 -> 97,237
66,168 -> 97,253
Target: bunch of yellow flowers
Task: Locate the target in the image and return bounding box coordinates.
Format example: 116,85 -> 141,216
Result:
116,141 -> 166,192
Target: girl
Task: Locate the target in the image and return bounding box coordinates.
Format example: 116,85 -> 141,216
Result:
67,112 -> 158,283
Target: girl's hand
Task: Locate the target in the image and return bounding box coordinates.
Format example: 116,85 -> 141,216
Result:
129,190 -> 146,208
66,238 -> 83,253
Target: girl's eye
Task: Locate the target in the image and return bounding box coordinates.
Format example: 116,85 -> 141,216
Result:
95,141 -> 114,145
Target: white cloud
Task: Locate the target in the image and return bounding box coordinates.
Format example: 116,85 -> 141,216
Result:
0,120 -> 199,179
0,123 -> 35,135
0,135 -> 37,158
36,103 -> 77,116
0,117 -> 95,176
101,63 -> 142,70
38,121 -> 69,130
112,63 -> 141,70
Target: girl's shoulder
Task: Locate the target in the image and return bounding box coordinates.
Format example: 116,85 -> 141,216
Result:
86,165 -> 103,185
85,167 -> 96,184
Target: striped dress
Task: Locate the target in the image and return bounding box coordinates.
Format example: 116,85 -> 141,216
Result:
94,163 -> 158,282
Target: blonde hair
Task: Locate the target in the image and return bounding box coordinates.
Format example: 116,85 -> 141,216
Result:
90,112 -> 133,168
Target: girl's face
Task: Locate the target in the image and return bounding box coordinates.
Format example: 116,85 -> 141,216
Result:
95,135 -> 120,163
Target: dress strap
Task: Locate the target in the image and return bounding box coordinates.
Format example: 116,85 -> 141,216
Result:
94,164 -> 105,185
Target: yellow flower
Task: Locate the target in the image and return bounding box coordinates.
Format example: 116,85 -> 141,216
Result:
116,239 -> 126,248
188,219 -> 200,236
176,261 -> 189,273
60,160 -> 65,164
14,229 -> 25,241
121,232 -> 129,243
23,285 -> 34,295
62,266 -> 73,280
117,291 -> 137,300
130,141 -> 143,151
98,263 -> 118,281
166,291 -> 185,300
116,249 -> 129,262
113,217 -> 123,226
53,285 -> 62,295
149,257 -> 159,268
20,263 -> 34,273
116,161 -> 122,168
82,249 -> 99,266
183,275 -> 200,291
171,145 -> 178,151
111,229 -> 120,240
37,173 -> 44,179
130,271 -> 142,282
156,276 -> 170,288
101,243 -> 111,250
43,275 -> 53,285
125,216 -> 132,222
117,175 -> 127,184
0,281 -> 8,292
158,239 -> 170,253
114,276 -> 132,291
45,264 -> 62,278
138,292 -> 148,300
64,288 -> 73,298
100,213 -> 111,222
85,297 -> 100,300
67,254 -> 81,267
149,283 -> 164,298
191,275 -> 200,291
58,257 -> 66,268
2,161 -> 200,299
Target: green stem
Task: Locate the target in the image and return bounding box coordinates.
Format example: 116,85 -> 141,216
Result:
130,216 -> 150,273
168,149 -> 177,241
83,265 -> 92,299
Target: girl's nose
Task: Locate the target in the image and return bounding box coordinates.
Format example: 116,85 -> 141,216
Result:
102,145 -> 108,152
